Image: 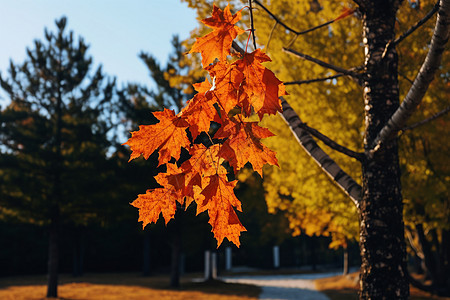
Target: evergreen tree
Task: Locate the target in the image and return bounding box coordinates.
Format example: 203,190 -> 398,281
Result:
0,17 -> 116,298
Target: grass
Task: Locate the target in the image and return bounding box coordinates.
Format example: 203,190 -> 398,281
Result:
3,270 -> 449,300
315,272 -> 450,300
0,272 -> 260,300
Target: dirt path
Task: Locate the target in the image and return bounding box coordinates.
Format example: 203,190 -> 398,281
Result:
221,272 -> 342,300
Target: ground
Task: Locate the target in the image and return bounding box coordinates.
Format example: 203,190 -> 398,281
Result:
0,271 -> 448,300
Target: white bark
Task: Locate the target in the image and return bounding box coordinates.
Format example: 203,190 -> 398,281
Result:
371,0 -> 450,154
280,97 -> 362,206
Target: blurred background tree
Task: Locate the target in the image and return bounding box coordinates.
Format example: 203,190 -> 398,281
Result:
0,17 -> 117,297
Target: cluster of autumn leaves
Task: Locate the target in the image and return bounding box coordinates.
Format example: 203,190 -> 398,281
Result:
125,5 -> 286,247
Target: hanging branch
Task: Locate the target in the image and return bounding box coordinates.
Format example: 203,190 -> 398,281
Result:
283,48 -> 362,80
402,105 -> 450,131
370,0 -> 450,155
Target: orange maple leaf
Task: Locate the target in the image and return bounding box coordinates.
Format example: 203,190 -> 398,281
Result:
166,144 -> 226,198
199,174 -> 246,247
205,61 -> 244,114
127,4 -> 286,248
234,49 -> 287,118
182,80 -> 221,139
189,4 -> 245,66
182,144 -> 226,178
214,116 -> 278,175
131,187 -> 179,227
124,108 -> 190,166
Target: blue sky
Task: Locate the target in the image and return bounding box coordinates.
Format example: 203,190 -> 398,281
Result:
0,0 -> 198,106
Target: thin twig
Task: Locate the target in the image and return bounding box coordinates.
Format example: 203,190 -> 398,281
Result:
248,0 -> 257,50
402,106 -> 450,131
253,0 -> 339,36
295,121 -> 365,161
283,48 -> 362,79
394,0 -> 440,46
398,71 -> 415,85
286,35 -> 298,48
266,21 -> 278,52
253,0 -> 299,34
284,74 -> 344,86
231,41 -> 364,161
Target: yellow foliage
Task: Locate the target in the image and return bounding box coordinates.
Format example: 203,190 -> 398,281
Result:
180,0 -> 449,248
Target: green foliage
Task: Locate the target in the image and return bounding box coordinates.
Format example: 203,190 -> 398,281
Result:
0,17 -> 117,226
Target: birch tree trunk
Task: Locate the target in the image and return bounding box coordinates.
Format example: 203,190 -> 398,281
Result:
359,1 -> 409,298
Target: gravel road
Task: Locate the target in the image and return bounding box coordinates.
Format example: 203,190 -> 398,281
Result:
221,272 -> 343,300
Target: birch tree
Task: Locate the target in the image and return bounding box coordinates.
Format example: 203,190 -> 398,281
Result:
180,0 -> 449,298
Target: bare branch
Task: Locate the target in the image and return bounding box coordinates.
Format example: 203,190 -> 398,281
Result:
371,0 -> 450,154
394,1 -> 440,46
398,71 -> 415,85
402,106 -> 450,131
232,40 -> 362,206
283,47 -> 362,80
252,0 -> 299,35
284,74 -> 344,86
280,97 -> 362,206
265,21 -> 277,52
253,0 -> 349,37
248,0 -> 257,50
294,121 -> 365,161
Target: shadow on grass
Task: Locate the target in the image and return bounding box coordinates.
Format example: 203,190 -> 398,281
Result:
0,273 -> 260,300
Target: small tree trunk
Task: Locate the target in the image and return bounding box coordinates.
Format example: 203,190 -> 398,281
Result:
343,244 -> 349,276
310,236 -> 317,271
143,230 -> 151,276
169,211 -> 182,288
441,229 -> 450,295
170,233 -> 181,288
416,224 -> 437,283
359,2 -> 409,298
72,228 -> 84,277
47,207 -> 59,298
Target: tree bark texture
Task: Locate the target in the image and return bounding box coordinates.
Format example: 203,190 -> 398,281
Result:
359,1 -> 409,298
373,0 -> 450,150
280,97 -> 362,205
47,59 -> 63,298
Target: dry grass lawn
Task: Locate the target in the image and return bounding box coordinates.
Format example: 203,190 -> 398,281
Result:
315,272 -> 450,300
0,273 -> 260,300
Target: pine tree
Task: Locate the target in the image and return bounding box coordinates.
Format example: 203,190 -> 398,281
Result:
0,17 -> 116,298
